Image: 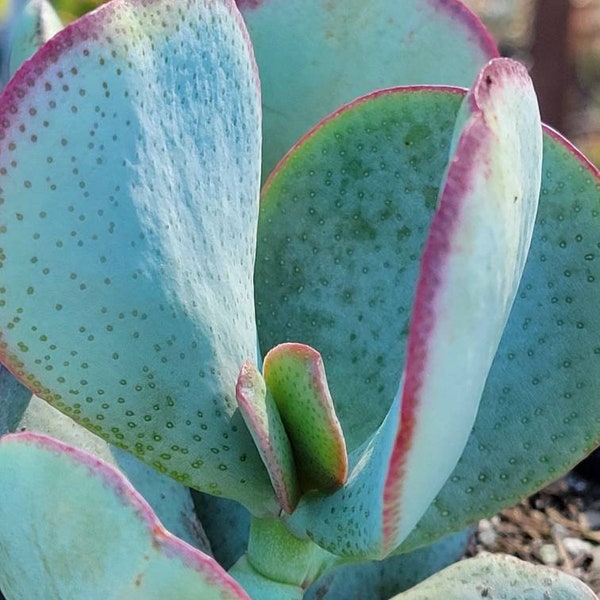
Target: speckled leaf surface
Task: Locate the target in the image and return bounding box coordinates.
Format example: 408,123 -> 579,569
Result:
284,395 -> 400,558
0,0 -> 277,513
257,88 -> 463,557
236,0 -> 497,177
391,553 -> 598,599
0,432 -> 250,600
402,130 -> 600,552
256,87 -> 464,455
382,58 -> 542,550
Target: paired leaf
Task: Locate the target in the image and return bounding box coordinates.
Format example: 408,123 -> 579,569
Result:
402,129 -> 600,551
256,87 -> 465,454
0,0 -> 277,513
237,0 -> 497,177
256,58 -> 543,557
263,343 -> 347,493
382,58 -> 542,550
255,85 -> 463,556
236,343 -> 347,512
391,553 -> 598,599
236,360 -> 300,514
0,432 -> 251,600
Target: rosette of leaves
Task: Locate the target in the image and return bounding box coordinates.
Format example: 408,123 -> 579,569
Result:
0,0 -> 598,599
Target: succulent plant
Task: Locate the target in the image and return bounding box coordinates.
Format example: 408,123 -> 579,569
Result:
0,0 -> 599,598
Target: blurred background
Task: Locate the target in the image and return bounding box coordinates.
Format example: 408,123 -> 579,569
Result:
463,0 -> 600,167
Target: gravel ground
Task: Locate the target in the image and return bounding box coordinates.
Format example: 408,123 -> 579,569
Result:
465,468 -> 600,594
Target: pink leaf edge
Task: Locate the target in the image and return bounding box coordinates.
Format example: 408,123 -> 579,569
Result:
0,0 -> 259,169
263,342 -> 348,490
0,431 -> 251,598
262,86 -> 466,194
382,58 -> 539,549
426,0 -> 499,61
236,360 -> 299,514
543,123 -> 600,179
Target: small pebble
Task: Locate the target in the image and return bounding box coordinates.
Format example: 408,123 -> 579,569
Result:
562,537 -> 593,557
583,509 -> 600,530
478,519 -> 497,546
540,543 -> 559,566
552,523 -> 569,538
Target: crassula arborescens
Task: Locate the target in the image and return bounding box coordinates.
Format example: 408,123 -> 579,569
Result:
0,0 -> 598,598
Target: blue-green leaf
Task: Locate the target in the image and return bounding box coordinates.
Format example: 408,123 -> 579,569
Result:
391,553 -> 597,599
0,0 -> 276,514
0,432 -> 251,600
382,57 -> 542,549
237,0 -> 498,177
16,394 -> 210,549
402,129 -> 600,551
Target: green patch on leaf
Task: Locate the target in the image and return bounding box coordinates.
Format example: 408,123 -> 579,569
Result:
263,343 -> 347,493
256,87 -> 464,455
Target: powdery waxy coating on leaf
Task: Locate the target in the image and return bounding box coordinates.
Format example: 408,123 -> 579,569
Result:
401,125 -> 600,553
382,58 -> 542,551
239,0 -> 498,60
257,85 -> 466,455
236,0 -> 498,178
0,432 -> 251,600
0,0 -> 278,514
